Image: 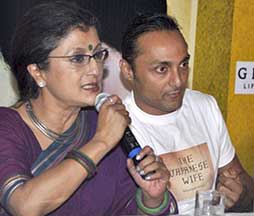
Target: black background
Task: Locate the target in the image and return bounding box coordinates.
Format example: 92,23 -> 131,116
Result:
0,0 -> 166,61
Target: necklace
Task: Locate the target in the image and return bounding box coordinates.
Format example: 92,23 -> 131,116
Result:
25,100 -> 81,142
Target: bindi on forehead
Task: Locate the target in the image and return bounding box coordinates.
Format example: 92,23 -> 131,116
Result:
88,44 -> 93,51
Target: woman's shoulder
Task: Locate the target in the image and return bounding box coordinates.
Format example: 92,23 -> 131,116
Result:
0,106 -> 21,122
0,106 -> 28,134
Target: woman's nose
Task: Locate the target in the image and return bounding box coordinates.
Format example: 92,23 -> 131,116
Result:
86,58 -> 101,76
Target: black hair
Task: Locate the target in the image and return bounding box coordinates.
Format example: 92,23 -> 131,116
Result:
9,1 -> 99,101
121,13 -> 182,67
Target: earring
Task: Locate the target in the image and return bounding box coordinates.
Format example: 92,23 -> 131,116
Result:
38,81 -> 46,88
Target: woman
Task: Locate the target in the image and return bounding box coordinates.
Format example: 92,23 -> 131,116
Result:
0,1 -> 177,215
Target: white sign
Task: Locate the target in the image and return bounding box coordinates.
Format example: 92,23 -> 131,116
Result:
235,61 -> 254,94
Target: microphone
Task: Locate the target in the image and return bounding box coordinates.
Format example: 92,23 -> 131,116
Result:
95,93 -> 142,166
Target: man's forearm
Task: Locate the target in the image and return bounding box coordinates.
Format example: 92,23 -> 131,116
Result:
227,173 -> 254,212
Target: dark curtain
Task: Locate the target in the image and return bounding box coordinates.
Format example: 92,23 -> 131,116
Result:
76,0 -> 167,51
0,0 -> 166,61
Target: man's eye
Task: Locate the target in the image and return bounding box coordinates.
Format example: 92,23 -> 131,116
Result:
155,65 -> 168,74
180,61 -> 189,69
70,55 -> 87,63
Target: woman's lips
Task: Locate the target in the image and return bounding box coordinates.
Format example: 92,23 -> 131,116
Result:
81,83 -> 100,92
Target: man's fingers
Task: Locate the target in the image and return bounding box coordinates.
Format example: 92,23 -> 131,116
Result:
217,178 -> 242,209
219,175 -> 243,195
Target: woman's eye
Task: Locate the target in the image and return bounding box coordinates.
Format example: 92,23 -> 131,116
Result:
94,51 -> 104,61
70,55 -> 86,64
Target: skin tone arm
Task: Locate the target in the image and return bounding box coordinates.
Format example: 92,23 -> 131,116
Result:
7,96 -> 130,216
217,154 -> 254,211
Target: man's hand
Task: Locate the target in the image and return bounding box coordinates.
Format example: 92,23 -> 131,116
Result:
217,168 -> 243,208
217,155 -> 254,211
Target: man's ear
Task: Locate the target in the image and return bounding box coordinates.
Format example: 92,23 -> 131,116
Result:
27,64 -> 47,88
119,59 -> 134,82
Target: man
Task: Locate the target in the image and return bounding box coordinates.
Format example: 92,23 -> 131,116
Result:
120,13 -> 254,215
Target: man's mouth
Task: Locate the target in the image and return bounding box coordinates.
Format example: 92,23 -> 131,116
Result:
166,89 -> 181,98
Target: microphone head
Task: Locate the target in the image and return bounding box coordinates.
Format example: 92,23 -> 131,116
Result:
95,92 -> 110,111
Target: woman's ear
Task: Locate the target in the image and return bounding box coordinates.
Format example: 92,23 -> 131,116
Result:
27,64 -> 46,88
119,59 -> 134,82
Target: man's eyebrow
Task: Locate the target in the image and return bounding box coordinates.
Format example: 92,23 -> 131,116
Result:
150,60 -> 171,65
149,54 -> 190,66
182,54 -> 191,62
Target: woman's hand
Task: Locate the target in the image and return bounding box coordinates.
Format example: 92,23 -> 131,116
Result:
94,95 -> 130,150
127,146 -> 170,208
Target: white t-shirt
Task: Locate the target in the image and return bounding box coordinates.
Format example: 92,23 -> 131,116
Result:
123,89 -> 235,215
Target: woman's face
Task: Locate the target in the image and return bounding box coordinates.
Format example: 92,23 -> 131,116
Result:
41,27 -> 105,108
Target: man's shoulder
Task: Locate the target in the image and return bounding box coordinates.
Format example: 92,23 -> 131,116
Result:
185,88 -> 213,99
184,89 -> 217,107
183,89 -> 221,117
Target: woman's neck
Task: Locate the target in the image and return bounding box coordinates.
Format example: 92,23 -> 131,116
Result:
26,98 -> 81,135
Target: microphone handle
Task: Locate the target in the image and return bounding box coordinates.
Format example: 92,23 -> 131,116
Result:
121,127 -> 142,166
121,127 -> 156,180
95,92 -> 142,166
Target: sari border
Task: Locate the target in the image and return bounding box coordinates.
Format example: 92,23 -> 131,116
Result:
31,110 -> 89,176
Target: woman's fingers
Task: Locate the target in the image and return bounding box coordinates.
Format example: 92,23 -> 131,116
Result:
135,148 -> 169,182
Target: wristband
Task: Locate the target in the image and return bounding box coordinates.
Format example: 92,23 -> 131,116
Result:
136,188 -> 170,215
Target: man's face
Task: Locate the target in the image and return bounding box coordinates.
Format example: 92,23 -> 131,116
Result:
131,30 -> 190,115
